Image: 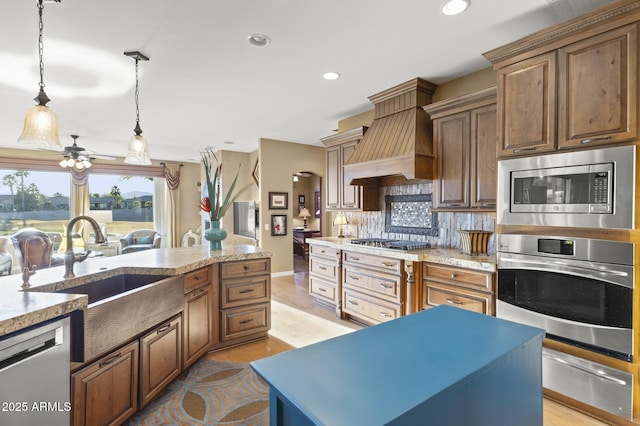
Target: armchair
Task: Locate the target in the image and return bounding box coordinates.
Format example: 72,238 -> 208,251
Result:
120,229 -> 161,254
0,236 -> 12,275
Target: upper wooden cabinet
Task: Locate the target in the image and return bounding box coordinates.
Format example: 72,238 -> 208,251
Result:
321,127 -> 377,211
424,87 -> 497,211
484,2 -> 640,158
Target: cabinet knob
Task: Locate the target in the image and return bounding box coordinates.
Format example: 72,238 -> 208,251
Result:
451,273 -> 457,278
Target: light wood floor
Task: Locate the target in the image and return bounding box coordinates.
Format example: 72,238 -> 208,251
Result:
207,256 -> 610,426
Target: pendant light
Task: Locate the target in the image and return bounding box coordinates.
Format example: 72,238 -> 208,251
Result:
124,51 -> 151,165
17,0 -> 62,149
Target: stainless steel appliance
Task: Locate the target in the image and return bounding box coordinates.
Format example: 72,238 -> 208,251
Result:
497,234 -> 634,419
350,238 -> 431,250
497,145 -> 635,229
0,317 -> 70,425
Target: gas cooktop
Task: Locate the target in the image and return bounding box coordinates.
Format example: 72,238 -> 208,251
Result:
350,238 -> 431,251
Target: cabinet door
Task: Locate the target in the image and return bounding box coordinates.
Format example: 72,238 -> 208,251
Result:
558,24 -> 637,148
71,341 -> 139,426
498,52 -> 557,157
140,315 -> 182,407
341,141 -> 360,209
184,283 -> 213,369
326,145 -> 341,209
470,104 -> 497,209
435,111 -> 470,208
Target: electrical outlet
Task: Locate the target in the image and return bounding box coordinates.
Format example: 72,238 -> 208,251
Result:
264,223 -> 269,231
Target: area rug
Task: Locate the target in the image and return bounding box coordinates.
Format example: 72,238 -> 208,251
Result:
127,359 -> 269,425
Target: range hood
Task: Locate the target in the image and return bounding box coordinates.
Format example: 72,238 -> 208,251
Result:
344,78 -> 437,186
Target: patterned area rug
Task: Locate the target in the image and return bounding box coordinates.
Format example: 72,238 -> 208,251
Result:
128,359 -> 269,425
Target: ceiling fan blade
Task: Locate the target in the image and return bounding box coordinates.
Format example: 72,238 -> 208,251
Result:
90,154 -> 117,161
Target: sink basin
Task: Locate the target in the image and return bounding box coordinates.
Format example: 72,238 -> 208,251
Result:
59,273 -> 184,363
57,274 -> 170,304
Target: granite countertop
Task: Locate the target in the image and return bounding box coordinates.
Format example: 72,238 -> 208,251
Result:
0,244 -> 271,338
308,237 -> 496,273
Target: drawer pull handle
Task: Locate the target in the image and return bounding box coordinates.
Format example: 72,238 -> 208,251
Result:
513,147 -> 536,153
239,289 -> 255,294
379,283 -> 393,289
99,352 -> 122,368
381,262 -> 395,267
321,250 -> 326,253
446,298 -> 463,305
157,323 -> 171,334
351,257 -> 360,261
194,275 -> 201,281
318,287 -> 326,292
581,136 -> 612,145
243,265 -> 249,270
349,300 -> 359,306
319,266 -> 327,270
380,312 -> 392,318
349,275 -> 359,280
240,319 -> 254,324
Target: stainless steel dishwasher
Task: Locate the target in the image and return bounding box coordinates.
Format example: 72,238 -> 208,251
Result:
0,317 -> 70,426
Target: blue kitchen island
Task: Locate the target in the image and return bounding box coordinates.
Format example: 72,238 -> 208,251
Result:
251,305 -> 544,426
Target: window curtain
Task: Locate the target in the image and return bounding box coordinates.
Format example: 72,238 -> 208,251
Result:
70,168 -> 90,246
161,163 -> 182,248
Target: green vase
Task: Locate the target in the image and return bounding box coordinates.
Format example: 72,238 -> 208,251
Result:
204,220 -> 227,251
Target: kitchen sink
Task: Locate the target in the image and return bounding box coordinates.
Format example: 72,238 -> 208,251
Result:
59,273 -> 184,363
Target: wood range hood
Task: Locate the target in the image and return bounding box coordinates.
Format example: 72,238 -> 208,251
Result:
344,77 -> 437,187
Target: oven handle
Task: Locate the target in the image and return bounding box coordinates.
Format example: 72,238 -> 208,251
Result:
497,256 -> 632,288
542,352 -> 627,386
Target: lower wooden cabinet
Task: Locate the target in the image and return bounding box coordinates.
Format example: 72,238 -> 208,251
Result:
183,267 -> 216,369
140,314 -> 182,407
423,263 -> 495,315
220,302 -> 270,341
71,340 -> 139,426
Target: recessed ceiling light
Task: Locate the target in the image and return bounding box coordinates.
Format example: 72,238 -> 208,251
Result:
248,34 -> 271,47
441,0 -> 470,15
323,72 -> 340,81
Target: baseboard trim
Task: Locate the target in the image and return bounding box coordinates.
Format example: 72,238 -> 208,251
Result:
271,270 -> 294,278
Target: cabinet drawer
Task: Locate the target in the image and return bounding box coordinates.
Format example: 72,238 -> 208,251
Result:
309,275 -> 337,306
184,266 -> 211,293
309,244 -> 339,259
343,251 -> 403,274
221,275 -> 270,309
310,257 -> 339,280
342,289 -> 401,325
220,258 -> 270,279
221,303 -> 270,341
423,263 -> 492,292
343,265 -> 402,303
425,283 -> 493,315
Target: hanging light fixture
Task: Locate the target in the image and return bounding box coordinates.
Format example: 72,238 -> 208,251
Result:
124,51 -> 151,165
17,0 -> 62,149
59,135 -> 92,170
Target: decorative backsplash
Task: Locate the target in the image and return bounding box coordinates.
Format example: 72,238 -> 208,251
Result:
342,182 -> 496,253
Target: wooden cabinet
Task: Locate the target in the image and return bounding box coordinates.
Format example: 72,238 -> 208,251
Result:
424,87 -> 497,210
140,314 -> 182,407
485,5 -> 639,158
558,24 -> 637,149
308,243 -> 342,313
216,258 -> 271,347
71,341 -> 139,426
183,266 -> 216,369
423,263 -> 495,315
341,250 -> 404,325
321,126 -> 376,211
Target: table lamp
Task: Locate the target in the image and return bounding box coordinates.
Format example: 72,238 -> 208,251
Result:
298,207 -> 311,228
333,213 -> 349,238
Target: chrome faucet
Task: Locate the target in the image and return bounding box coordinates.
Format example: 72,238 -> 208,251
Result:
64,215 -> 106,279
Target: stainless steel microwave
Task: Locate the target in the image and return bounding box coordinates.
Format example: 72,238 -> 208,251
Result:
497,145 -> 636,229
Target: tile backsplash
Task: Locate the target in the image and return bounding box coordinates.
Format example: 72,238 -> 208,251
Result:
342,183 -> 496,253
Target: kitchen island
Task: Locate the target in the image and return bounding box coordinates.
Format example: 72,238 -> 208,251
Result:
252,305 -> 544,426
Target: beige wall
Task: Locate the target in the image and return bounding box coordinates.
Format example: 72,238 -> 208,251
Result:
258,138 -> 326,274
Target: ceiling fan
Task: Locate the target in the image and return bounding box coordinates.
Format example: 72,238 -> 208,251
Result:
57,135 -> 116,162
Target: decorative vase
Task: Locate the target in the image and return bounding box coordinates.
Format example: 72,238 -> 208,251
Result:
204,220 -> 227,251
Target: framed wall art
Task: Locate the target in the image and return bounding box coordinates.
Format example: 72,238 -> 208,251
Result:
298,194 -> 305,205
269,192 -> 288,210
271,214 -> 287,236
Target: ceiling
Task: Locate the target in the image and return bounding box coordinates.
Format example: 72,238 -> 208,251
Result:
1,0 -> 615,164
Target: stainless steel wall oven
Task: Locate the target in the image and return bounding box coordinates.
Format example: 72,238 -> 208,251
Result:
497,234 -> 635,419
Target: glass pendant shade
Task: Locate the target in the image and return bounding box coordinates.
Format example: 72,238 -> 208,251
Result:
124,134 -> 151,165
18,103 -> 61,149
